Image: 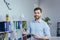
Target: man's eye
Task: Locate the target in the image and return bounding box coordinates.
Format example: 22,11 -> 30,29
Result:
38,12 -> 39,14
34,12 -> 36,14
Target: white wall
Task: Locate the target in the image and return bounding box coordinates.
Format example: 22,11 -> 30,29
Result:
0,0 -> 34,21
39,0 -> 60,36
34,0 -> 40,8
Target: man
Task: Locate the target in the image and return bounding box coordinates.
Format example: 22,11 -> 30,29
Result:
22,7 -> 51,40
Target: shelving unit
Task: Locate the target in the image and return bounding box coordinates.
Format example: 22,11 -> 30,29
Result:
57,22 -> 60,36
0,21 -> 27,40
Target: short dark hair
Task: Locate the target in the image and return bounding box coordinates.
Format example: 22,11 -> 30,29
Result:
34,7 -> 42,13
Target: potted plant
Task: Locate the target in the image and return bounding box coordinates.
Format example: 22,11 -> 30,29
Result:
42,17 -> 51,25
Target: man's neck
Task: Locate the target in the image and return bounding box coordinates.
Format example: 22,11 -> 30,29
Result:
35,18 -> 40,21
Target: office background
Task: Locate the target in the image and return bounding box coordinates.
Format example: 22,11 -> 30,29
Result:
0,0 -> 60,37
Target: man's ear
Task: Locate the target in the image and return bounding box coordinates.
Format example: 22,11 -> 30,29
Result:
40,13 -> 42,16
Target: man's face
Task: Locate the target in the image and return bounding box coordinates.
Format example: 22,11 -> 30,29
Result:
34,10 -> 42,20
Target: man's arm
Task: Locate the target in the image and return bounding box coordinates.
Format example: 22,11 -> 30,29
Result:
22,29 -> 49,40
33,35 -> 49,39
33,23 -> 51,40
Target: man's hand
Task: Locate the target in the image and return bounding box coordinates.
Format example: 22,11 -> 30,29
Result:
33,35 -> 41,39
33,35 -> 49,40
21,29 -> 28,35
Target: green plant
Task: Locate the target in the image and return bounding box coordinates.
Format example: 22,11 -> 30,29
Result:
42,17 -> 51,25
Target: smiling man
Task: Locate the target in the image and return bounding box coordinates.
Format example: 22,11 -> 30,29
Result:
22,7 -> 51,40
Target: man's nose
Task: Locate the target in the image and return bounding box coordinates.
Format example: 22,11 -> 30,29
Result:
35,13 -> 39,15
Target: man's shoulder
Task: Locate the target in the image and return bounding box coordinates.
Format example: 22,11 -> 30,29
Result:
29,20 -> 35,25
41,19 -> 49,26
40,19 -> 46,23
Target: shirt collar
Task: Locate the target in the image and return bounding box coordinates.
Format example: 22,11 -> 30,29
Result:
33,18 -> 42,23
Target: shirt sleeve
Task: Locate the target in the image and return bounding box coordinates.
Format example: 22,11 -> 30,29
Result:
44,23 -> 51,37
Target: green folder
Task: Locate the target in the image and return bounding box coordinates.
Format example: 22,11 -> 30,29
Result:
22,21 -> 27,29
16,21 -> 18,29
